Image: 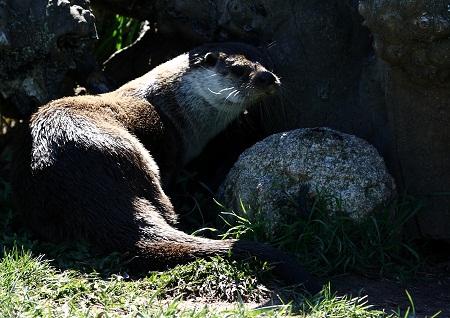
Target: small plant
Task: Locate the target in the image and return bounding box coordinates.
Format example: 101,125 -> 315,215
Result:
218,198 -> 268,241
302,284 -> 386,317
95,14 -> 141,62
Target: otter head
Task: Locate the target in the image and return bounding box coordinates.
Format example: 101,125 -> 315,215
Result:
186,44 -> 281,112
148,43 -> 281,162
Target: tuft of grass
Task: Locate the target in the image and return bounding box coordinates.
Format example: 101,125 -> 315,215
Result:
301,284 -> 386,318
218,194 -> 422,278
143,256 -> 272,303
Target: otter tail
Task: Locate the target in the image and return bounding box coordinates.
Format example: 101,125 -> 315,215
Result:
128,228 -> 320,294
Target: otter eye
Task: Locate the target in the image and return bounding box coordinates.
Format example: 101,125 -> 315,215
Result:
204,52 -> 218,66
230,65 -> 248,77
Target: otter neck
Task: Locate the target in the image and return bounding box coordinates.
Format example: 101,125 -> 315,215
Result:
119,54 -> 246,164
174,82 -> 244,163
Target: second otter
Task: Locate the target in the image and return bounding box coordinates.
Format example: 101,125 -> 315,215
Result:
12,43 -> 317,292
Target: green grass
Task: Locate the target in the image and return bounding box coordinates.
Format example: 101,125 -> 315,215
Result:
1,248 -> 409,317
0,248 -> 263,317
218,193 -> 422,279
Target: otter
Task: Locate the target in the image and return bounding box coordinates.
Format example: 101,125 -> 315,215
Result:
11,43 -> 318,292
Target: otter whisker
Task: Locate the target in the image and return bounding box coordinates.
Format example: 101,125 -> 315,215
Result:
219,87 -> 235,93
208,88 -> 222,95
209,87 -> 236,95
225,90 -> 238,101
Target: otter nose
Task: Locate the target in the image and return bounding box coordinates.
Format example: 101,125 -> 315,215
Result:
254,71 -> 279,88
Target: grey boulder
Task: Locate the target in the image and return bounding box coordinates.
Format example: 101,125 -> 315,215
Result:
220,128 -> 396,234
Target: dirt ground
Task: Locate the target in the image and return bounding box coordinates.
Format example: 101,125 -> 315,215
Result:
332,267 -> 450,317
169,265 -> 450,317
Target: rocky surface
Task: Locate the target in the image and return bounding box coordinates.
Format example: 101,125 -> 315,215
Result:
359,0 -> 450,87
0,0 -> 97,118
101,22 -> 194,89
220,128 -> 396,234
359,0 -> 450,241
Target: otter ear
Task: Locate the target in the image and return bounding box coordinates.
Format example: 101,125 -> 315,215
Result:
204,52 -> 219,66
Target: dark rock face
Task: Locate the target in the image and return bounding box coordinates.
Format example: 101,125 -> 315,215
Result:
148,0 -> 450,241
0,0 -> 97,118
94,0 -> 450,241
359,0 -> 450,87
101,22 -> 194,89
91,0 -> 155,21
359,0 -> 450,241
